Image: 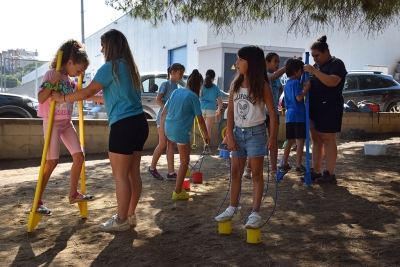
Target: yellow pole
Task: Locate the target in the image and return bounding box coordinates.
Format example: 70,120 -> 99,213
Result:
77,74 -> 88,218
191,119 -> 197,150
27,50 -> 63,232
195,117 -> 206,144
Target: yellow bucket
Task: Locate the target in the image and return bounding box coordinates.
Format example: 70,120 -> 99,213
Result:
247,228 -> 261,244
218,221 -> 232,234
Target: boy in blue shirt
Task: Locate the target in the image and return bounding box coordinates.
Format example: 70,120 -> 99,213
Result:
281,58 -> 310,175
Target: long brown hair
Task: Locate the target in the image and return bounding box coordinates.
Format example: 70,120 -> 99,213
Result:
230,46 -> 269,104
186,69 -> 203,97
100,29 -> 141,91
50,39 -> 89,69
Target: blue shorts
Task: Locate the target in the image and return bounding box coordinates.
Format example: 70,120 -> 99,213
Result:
231,123 -> 268,158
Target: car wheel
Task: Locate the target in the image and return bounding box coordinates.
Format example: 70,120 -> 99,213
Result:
387,102 -> 400,113
0,106 -> 33,118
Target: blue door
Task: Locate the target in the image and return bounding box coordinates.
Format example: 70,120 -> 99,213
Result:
169,46 -> 187,67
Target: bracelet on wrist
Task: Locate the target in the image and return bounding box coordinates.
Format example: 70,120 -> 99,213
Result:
42,82 -> 57,91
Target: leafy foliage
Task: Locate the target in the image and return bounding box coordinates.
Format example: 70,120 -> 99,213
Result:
0,74 -> 21,88
105,0 -> 400,36
13,62 -> 45,82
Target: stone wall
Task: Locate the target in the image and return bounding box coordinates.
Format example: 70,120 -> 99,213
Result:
1,112 -> 399,159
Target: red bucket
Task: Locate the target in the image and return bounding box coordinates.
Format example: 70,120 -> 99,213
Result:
182,178 -> 190,191
361,101 -> 380,113
192,172 -> 203,183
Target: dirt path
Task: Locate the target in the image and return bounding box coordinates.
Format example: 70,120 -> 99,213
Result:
1,135 -> 399,266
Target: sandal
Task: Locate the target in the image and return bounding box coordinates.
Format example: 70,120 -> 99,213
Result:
69,191 -> 94,204
35,200 -> 52,216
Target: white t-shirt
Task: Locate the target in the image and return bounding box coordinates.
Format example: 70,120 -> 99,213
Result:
233,87 -> 266,127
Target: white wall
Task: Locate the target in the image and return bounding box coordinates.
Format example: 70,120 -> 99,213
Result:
22,62 -> 50,84
203,21 -> 400,75
197,42 -> 304,86
84,14 -> 199,76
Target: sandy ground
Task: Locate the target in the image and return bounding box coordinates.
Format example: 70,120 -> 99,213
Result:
1,134 -> 400,267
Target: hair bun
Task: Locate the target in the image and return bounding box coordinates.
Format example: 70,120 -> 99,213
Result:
317,35 -> 327,43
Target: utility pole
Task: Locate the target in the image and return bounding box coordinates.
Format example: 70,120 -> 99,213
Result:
81,0 -> 85,44
0,53 -> 3,92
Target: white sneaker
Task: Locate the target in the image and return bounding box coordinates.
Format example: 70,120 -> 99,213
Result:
243,168 -> 252,179
245,213 -> 262,229
215,207 -> 239,222
98,214 -> 130,232
128,214 -> 137,228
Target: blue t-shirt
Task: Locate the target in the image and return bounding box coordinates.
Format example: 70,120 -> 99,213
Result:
165,88 -> 202,144
265,72 -> 282,115
200,84 -> 222,110
284,79 -> 305,123
156,80 -> 178,125
93,61 -> 143,126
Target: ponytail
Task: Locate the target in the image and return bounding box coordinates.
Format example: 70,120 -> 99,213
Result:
203,69 -> 215,88
187,69 -> 203,96
167,63 -> 186,80
50,39 -> 89,69
167,66 -> 171,80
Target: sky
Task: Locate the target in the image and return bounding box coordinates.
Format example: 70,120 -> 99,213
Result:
1,0 -> 124,61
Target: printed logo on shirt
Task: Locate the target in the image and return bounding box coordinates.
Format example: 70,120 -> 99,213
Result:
234,93 -> 255,122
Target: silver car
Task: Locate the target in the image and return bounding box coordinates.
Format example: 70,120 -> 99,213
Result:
77,72 -> 229,119
77,72 -> 187,119
140,72 -> 187,119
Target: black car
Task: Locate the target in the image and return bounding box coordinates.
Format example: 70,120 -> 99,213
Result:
0,93 -> 39,118
343,71 -> 400,112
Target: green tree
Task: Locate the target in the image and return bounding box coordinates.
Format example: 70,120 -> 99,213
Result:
13,62 -> 45,82
105,0 -> 400,36
0,74 -> 21,88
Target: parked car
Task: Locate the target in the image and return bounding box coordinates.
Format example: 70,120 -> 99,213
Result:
343,71 -> 400,112
220,90 -> 229,110
278,70 -> 400,113
75,73 -> 188,119
79,72 -> 229,119
0,93 -> 38,118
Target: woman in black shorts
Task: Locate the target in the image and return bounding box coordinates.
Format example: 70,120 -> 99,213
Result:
52,29 -> 149,231
303,35 -> 347,184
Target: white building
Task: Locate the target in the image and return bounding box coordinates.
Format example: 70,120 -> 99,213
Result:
83,13 -> 400,92
17,13 -> 400,98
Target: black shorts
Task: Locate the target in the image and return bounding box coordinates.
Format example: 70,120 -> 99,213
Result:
310,97 -> 344,133
109,113 -> 149,155
265,113 -> 280,126
286,122 -> 306,139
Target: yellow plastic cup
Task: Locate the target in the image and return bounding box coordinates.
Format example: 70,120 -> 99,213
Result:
247,228 -> 261,244
218,221 -> 232,234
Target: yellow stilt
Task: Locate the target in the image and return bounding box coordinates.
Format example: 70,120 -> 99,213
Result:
246,228 -> 262,244
218,221 -> 232,234
191,119 -> 197,149
27,51 -> 63,232
77,74 -> 88,219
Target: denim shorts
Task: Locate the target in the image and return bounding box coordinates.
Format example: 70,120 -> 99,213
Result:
231,123 -> 268,158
